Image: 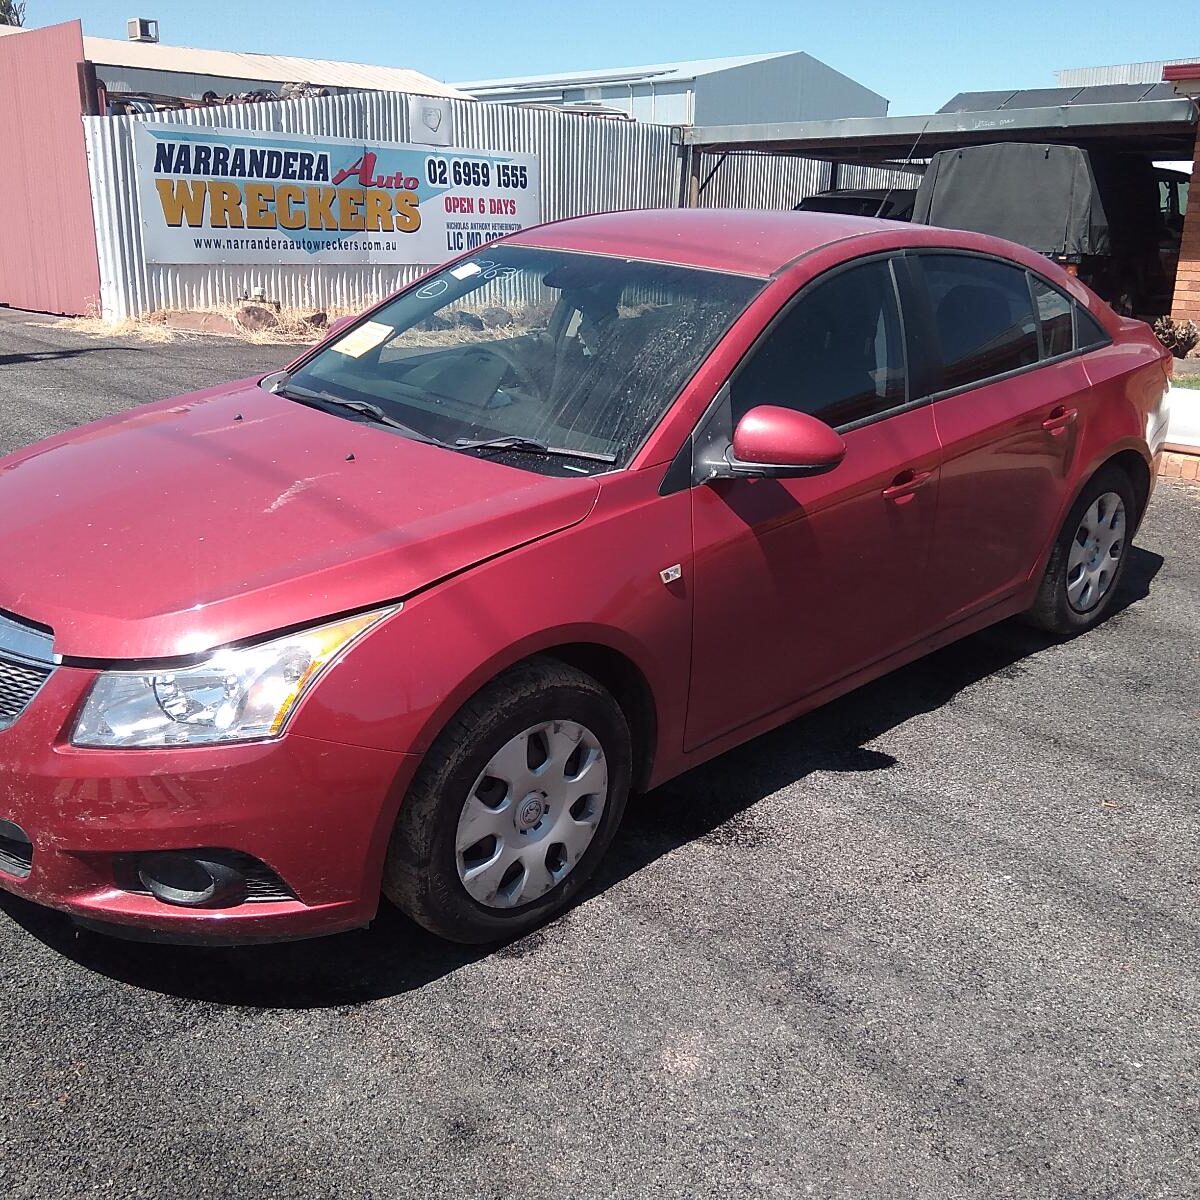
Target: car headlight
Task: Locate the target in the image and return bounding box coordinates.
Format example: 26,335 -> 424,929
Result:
72,607 -> 397,748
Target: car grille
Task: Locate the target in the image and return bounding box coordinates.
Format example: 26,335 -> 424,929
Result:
0,654 -> 52,730
117,851 -> 296,904
242,867 -> 296,902
0,820 -> 33,879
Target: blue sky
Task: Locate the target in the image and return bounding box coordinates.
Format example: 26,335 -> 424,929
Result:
25,1 -> 1200,114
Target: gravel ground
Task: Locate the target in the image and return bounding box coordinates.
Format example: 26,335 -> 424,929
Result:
0,310 -> 1197,1200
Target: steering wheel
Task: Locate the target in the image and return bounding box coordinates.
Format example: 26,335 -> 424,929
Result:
473,341 -> 545,404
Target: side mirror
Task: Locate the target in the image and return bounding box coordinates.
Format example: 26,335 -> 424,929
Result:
723,405 -> 846,479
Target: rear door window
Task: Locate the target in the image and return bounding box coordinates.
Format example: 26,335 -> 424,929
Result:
919,254 -> 1040,391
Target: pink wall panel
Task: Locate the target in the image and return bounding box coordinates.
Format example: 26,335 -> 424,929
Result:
0,20 -> 101,315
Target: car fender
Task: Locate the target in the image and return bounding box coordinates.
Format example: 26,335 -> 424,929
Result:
287,468 -> 695,784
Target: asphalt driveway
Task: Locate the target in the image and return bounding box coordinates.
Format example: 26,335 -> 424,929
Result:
0,310 -> 1196,1199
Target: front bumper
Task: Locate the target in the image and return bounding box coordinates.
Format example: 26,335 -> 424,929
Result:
0,664 -> 419,943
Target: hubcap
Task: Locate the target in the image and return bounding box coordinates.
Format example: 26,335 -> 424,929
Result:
455,721 -> 608,910
1066,491 -> 1126,613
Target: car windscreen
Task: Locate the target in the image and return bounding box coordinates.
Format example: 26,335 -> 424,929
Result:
281,246 -> 763,474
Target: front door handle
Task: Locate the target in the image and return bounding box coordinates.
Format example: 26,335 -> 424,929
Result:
1042,405 -> 1078,435
881,468 -> 933,501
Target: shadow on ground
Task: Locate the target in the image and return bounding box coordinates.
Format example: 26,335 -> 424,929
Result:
0,347 -> 140,367
0,548 -> 1163,1008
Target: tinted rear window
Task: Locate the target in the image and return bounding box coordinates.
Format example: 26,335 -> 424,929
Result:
921,254 -> 1040,390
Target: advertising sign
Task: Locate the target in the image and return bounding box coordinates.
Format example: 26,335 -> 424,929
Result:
133,123 -> 540,265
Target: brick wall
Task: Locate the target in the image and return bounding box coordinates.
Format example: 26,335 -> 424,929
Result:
1171,154 -> 1200,324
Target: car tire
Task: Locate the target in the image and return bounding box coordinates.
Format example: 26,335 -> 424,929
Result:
382,656 -> 632,944
1025,466 -> 1137,636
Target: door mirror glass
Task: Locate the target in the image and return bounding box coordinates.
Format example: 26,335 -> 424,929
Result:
725,405 -> 846,478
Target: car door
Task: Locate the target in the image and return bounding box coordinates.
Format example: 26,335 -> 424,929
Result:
685,254 -> 942,752
911,252 -> 1094,627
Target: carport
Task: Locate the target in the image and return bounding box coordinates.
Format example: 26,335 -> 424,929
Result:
679,84 -> 1196,168
678,84 -> 1198,315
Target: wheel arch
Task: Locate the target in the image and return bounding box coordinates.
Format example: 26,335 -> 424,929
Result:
1058,441 -> 1152,535
536,642 -> 659,793
1025,441 -> 1152,599
1099,447 -> 1152,529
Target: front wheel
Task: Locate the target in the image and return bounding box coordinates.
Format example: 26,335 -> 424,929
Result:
1025,467 -> 1136,636
383,657 -> 631,943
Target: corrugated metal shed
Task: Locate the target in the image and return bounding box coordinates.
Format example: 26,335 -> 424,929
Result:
456,53 -> 794,93
0,24 -> 467,98
456,51 -> 888,127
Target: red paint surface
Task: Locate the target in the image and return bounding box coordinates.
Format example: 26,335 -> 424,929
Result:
0,382 -> 598,659
0,211 -> 1169,941
1161,63 -> 1200,81
731,406 -> 847,468
0,21 -> 100,316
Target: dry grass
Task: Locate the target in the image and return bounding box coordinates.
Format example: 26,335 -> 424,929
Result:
43,304 -> 365,347
216,303 -> 366,346
43,316 -> 181,344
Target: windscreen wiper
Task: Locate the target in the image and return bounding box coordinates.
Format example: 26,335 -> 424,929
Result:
453,435 -> 617,464
271,379 -> 442,444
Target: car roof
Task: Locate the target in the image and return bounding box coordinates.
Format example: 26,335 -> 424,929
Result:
507,208 -> 900,278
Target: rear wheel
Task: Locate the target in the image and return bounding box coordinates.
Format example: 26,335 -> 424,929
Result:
1025,467 -> 1136,636
383,657 -> 631,943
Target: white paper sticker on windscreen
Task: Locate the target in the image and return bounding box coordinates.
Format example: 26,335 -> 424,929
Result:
331,320 -> 392,358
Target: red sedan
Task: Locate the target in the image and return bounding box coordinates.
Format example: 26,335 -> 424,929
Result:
0,210 -> 1170,944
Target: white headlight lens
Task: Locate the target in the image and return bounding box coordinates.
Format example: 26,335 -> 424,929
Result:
72,608 -> 396,748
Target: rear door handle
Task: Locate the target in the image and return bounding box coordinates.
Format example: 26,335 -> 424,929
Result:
881,468 -> 933,501
1042,405 -> 1078,434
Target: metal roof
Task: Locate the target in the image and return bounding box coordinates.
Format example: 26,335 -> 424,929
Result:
938,83 -> 1176,112
682,94 -> 1199,164
455,53 -> 793,94
0,25 -> 468,98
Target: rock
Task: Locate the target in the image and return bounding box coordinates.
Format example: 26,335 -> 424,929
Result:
235,304 -> 279,332
302,310 -> 328,329
422,313 -> 453,331
454,310 -> 485,331
481,306 -> 513,328
162,310 -> 238,336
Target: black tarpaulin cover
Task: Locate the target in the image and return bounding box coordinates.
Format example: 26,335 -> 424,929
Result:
911,143 -> 1111,258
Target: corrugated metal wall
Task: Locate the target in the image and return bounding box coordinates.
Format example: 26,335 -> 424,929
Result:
84,96 -> 681,319
693,153 -> 917,209
0,21 -> 102,315
837,162 -> 924,191
694,152 -> 830,209
84,91 -> 920,319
